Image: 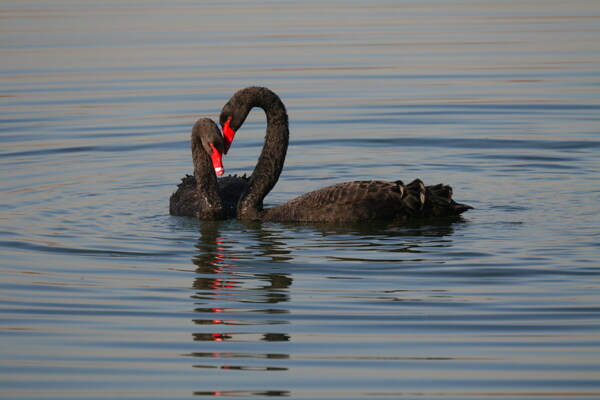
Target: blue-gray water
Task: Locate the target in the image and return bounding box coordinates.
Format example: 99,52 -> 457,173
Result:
1,1 -> 599,399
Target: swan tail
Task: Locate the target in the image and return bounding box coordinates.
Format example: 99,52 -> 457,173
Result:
170,174 -> 199,217
398,179 -> 427,216
178,174 -> 196,187
426,183 -> 473,217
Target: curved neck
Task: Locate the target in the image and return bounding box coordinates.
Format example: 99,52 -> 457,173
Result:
234,88 -> 289,220
191,129 -> 223,220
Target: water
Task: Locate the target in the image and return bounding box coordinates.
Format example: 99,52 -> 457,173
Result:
1,1 -> 599,399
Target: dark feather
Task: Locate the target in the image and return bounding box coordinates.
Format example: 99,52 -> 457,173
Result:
262,179 -> 471,223
169,174 -> 249,218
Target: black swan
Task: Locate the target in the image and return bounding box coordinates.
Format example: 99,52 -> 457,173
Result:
169,118 -> 248,219
219,86 -> 472,223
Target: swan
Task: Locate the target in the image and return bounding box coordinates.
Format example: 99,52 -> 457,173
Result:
219,86 -> 472,223
169,118 -> 248,219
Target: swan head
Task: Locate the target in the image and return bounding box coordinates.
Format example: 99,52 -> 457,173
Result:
219,87 -> 268,153
219,89 -> 250,133
194,118 -> 226,176
220,99 -> 245,155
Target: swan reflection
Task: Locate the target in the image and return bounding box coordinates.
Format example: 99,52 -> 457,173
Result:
187,218 -> 465,396
188,221 -> 293,383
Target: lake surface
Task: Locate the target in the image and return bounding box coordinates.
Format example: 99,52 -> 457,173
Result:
1,1 -> 599,399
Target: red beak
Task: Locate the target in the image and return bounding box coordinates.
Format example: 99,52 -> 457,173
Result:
209,144 -> 224,176
222,117 -> 236,155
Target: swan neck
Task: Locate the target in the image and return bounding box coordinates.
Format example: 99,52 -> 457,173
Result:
192,133 -> 223,219
236,89 -> 289,221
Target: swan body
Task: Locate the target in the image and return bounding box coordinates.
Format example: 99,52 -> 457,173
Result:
169,173 -> 248,219
219,86 -> 472,223
261,179 -> 471,223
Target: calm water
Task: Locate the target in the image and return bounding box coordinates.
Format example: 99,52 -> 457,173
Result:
1,1 -> 599,399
